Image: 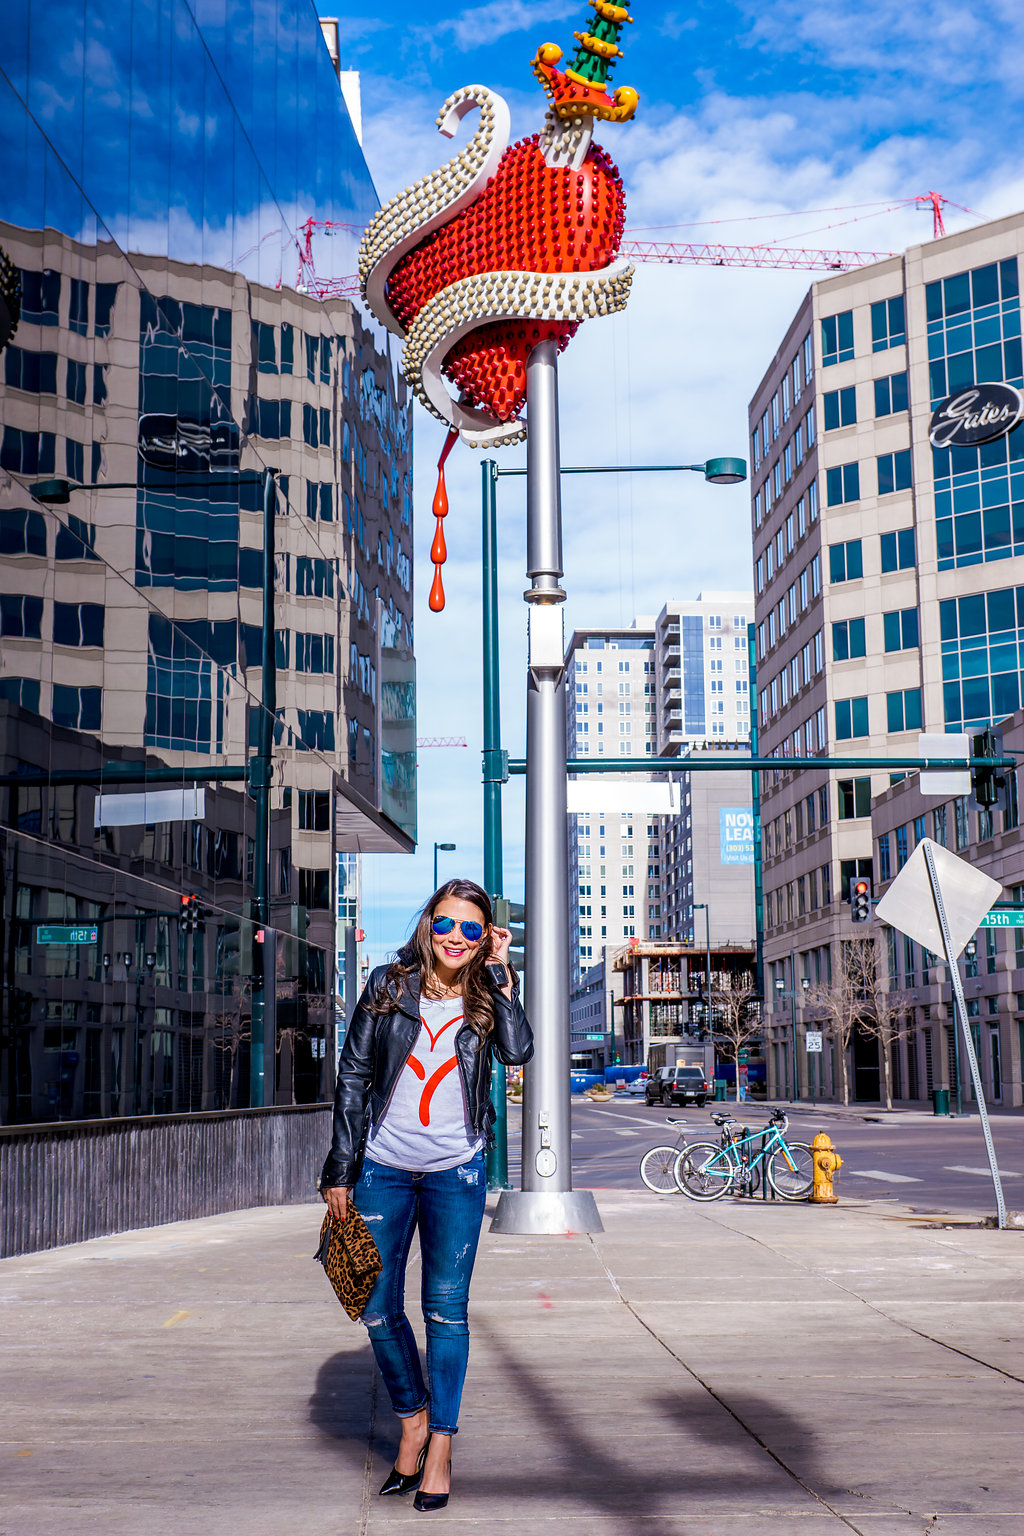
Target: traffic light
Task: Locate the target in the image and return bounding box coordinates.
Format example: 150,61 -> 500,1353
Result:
850,878 -> 872,923
179,893 -> 203,932
971,729 -> 1006,809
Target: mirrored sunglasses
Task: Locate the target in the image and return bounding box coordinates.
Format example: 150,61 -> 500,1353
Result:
431,916 -> 484,944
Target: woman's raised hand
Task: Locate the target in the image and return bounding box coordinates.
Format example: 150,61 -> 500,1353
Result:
488,925 -> 512,965
322,1186 -> 350,1222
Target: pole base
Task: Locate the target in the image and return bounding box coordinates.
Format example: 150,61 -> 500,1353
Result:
489,1189 -> 604,1234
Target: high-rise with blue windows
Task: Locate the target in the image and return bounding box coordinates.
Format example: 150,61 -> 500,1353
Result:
749,209 -> 1024,1103
0,3 -> 415,1124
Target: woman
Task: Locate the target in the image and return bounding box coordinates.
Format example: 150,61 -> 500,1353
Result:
320,878 -> 533,1512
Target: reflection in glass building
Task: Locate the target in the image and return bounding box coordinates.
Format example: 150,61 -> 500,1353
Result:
0,3 -> 416,1124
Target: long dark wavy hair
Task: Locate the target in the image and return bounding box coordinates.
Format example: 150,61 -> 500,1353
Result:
369,878 -> 504,1039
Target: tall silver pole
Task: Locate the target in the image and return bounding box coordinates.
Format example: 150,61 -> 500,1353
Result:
922,842 -> 1007,1229
492,340 -> 602,1235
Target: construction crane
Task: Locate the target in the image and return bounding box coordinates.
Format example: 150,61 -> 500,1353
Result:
295,191 -> 974,294
416,737 -> 468,748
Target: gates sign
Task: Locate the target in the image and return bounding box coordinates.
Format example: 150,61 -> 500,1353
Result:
928,384 -> 1024,449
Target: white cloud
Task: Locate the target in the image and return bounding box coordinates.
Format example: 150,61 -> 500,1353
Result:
432,1 -> 575,54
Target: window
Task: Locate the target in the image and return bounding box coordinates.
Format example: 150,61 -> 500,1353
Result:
871,295 -> 906,352
877,449 -> 912,495
19,267 -> 60,325
813,630 -> 824,671
933,804 -> 948,847
829,539 -> 863,582
69,277 -> 89,335
823,386 -> 856,429
94,282 -> 117,336
838,778 -> 871,819
955,796 -> 970,851
874,371 -> 909,416
4,346 -> 58,393
878,832 -> 891,883
880,527 -> 916,571
52,684 -> 101,731
835,696 -> 869,739
295,632 -> 335,674
298,867 -> 331,909
886,688 -> 922,732
0,427 -> 56,475
822,310 -> 854,366
0,507 -> 47,557
883,607 -> 919,651
248,398 -> 290,439
298,790 -> 330,831
53,602 -> 104,647
826,463 -> 860,506
252,319 -> 277,373
832,617 -> 866,660
0,594 -> 43,638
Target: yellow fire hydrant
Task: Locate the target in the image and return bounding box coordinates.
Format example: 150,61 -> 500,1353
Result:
810,1132 -> 843,1204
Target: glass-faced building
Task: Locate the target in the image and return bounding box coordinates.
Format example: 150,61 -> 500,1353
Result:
0,3 -> 415,1123
749,209 -> 1024,1101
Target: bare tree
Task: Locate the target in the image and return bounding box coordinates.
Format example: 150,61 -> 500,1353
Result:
857,936 -> 912,1112
804,939 -> 874,1107
711,974 -> 762,1103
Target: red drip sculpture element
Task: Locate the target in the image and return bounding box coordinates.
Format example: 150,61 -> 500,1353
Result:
429,427 -> 460,612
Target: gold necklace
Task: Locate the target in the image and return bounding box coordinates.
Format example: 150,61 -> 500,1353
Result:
425,976 -> 461,1001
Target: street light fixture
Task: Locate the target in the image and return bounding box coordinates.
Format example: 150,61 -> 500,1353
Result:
433,841 -> 457,891
485,434 -> 748,1231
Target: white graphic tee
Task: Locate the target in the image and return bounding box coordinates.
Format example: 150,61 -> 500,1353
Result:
367,996 -> 485,1173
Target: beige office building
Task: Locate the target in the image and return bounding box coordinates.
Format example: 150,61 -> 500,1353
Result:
750,209 -> 1024,1101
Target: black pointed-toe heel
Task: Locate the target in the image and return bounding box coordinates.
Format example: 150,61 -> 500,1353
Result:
413,1458 -> 451,1512
378,1437 -> 429,1497
412,1489 -> 449,1513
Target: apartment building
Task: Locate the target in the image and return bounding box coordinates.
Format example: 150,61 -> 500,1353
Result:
565,594 -> 755,1063
565,622 -> 658,991
750,208 -> 1024,1099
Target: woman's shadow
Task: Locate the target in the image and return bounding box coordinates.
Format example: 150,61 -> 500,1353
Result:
309,1344 -> 395,1476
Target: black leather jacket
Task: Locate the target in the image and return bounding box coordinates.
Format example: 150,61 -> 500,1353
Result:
319,961 -> 533,1190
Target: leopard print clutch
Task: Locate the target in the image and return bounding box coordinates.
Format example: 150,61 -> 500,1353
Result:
315,1205 -> 383,1321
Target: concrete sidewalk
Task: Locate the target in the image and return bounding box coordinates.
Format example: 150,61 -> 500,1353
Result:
2,1187 -> 1023,1536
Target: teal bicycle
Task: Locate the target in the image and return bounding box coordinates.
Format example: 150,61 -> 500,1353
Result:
674,1109 -> 814,1201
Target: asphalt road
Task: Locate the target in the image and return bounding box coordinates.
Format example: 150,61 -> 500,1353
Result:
505,1095 -> 1024,1217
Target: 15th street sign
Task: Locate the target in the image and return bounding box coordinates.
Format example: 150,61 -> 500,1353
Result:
36,925 -> 98,944
979,910 -> 1024,928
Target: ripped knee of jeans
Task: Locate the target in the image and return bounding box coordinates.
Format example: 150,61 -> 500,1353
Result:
425,1309 -> 468,1328
361,1310 -> 397,1331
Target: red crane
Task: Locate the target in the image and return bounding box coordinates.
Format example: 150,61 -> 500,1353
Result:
295,192 -> 973,295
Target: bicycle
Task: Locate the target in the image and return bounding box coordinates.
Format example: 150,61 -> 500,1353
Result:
638,1117 -> 691,1193
674,1110 -> 814,1202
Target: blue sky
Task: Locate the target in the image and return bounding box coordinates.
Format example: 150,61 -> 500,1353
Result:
346,0 -> 1024,961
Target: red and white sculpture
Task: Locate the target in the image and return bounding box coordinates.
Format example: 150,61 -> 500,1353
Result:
358,5 -> 640,608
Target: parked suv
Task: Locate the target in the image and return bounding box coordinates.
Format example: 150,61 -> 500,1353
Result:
644,1065 -> 710,1107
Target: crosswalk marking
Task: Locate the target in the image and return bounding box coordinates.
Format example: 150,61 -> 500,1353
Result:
845,1169 -> 922,1183
945,1164 -> 1022,1178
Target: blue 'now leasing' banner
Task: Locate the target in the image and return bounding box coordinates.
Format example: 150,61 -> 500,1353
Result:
720,809 -> 754,865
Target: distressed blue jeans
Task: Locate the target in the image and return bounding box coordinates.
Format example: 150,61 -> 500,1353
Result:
354,1152 -> 487,1435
